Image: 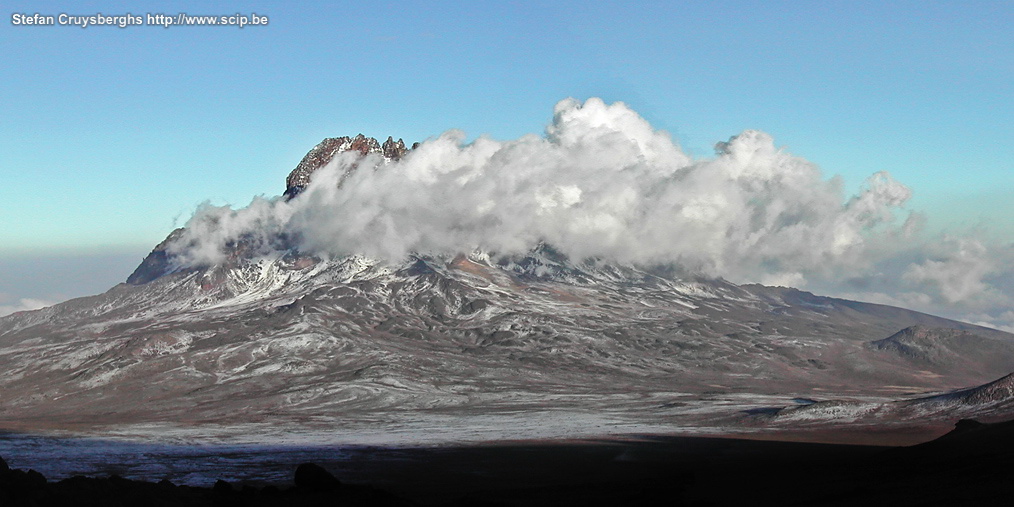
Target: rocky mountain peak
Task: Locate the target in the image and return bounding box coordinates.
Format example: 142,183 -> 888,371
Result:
284,134 -> 410,199
382,136 -> 408,159
125,228 -> 187,285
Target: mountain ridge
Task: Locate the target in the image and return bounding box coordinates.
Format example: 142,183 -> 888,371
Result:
2,135 -> 1013,441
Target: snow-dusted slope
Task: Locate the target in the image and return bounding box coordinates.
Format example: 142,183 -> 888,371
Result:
3,133 -> 1013,440
2,245 -> 1013,437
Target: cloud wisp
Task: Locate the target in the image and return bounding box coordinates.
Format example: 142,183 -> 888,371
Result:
168,98 -> 1013,331
0,296 -> 53,317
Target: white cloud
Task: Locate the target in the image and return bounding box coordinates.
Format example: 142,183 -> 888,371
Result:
165,97 -> 1014,332
903,237 -> 996,303
0,295 -> 53,317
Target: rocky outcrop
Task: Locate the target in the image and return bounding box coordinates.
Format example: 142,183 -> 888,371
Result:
381,136 -> 408,160
284,134 -> 409,199
294,463 -> 343,492
939,372 -> 1014,406
868,325 -> 1014,373
126,228 -> 187,285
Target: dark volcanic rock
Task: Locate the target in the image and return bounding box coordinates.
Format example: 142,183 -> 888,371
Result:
126,228 -> 187,285
284,134 -> 410,199
213,478 -> 233,493
382,136 -> 408,160
883,417 -> 1014,465
0,456 -> 411,506
25,469 -> 47,488
294,463 -> 342,491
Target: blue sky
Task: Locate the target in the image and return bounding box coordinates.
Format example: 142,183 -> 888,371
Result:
1,0 -> 1011,307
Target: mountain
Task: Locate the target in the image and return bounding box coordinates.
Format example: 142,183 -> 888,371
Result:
870,326 -> 1014,376
2,136 -> 1013,440
283,134 -> 409,199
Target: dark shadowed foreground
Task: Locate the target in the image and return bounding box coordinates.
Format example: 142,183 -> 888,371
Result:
3,418 -> 1014,506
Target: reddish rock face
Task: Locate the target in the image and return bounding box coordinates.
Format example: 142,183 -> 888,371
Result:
284,134 -> 409,199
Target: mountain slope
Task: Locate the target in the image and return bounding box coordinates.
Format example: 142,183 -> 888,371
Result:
3,247 -> 1013,433
2,135 -> 1013,438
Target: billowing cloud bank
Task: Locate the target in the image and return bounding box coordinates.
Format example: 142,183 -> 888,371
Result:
170,98 -> 1014,331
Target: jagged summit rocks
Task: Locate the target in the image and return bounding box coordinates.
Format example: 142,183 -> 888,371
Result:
284,134 -> 409,199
